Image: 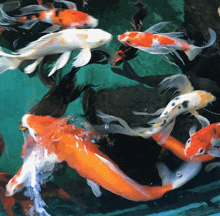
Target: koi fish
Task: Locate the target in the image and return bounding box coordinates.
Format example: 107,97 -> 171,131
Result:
118,22 -> 216,65
95,74 -> 215,143
0,28 -> 112,76
6,114 -> 201,207
184,123 -> 220,158
0,0 -> 98,33
152,133 -> 215,162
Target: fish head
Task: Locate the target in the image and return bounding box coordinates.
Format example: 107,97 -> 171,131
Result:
84,15 -> 98,28
196,91 -> 216,108
184,135 -> 211,158
20,114 -> 55,141
118,31 -> 140,46
83,29 -> 113,48
73,11 -> 98,28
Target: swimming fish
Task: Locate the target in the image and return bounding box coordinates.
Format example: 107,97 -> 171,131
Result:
184,123 -> 220,158
0,28 -> 112,76
6,114 -> 201,205
96,74 -> 215,143
0,0 -> 98,33
152,133 -> 215,162
118,22 -> 216,65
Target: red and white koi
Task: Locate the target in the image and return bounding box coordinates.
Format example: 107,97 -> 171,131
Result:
0,28 -> 112,76
5,114 -> 201,215
118,21 -> 216,65
0,0 -> 98,33
184,122 -> 220,158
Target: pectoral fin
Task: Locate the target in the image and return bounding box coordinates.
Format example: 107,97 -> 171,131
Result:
207,147 -> 220,157
205,162 -> 220,172
87,179 -> 102,197
72,48 -> 91,68
193,113 -> 210,128
189,124 -> 197,137
24,57 -> 44,74
41,25 -> 61,33
48,51 -> 71,76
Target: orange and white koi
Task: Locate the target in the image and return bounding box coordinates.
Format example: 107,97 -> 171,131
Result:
118,22 -> 216,65
184,123 -> 220,158
96,74 -> 215,143
152,133 -> 215,162
0,28 -> 112,76
0,0 -> 98,33
6,114 -> 201,209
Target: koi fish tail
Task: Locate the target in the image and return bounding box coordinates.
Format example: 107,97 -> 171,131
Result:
156,161 -> 202,190
0,50 -> 22,74
0,3 -> 19,27
158,74 -> 194,95
185,28 -> 216,61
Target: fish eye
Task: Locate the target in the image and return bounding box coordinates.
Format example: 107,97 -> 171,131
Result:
198,148 -> 205,155
99,39 -> 104,44
186,138 -> 191,145
177,172 -> 182,178
83,23 -> 88,27
34,132 -> 38,137
126,39 -> 131,44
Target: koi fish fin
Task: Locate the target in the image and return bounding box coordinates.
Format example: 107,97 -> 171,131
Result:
19,19 -> 39,30
1,1 -> 21,13
189,124 -> 197,137
144,21 -> 170,33
158,54 -> 178,68
156,161 -> 202,190
207,147 -> 220,157
158,74 -> 194,95
48,51 -> 71,76
54,0 -> 77,10
158,32 -> 185,39
87,179 -> 102,197
0,3 -> 18,26
41,25 -> 61,33
156,119 -> 175,145
185,28 -> 216,61
72,48 -> 91,68
211,138 -> 220,148
0,55 -> 22,74
133,108 -> 165,116
139,46 -> 171,55
24,57 -> 44,74
205,162 -> 220,172
193,113 -> 210,128
172,50 -> 185,65
147,115 -> 166,126
19,5 -> 49,15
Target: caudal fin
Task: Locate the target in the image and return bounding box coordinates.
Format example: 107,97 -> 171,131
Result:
156,161 -> 202,190
185,28 -> 217,61
0,3 -> 19,27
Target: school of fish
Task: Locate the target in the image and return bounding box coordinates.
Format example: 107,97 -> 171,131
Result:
0,0 -> 219,215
